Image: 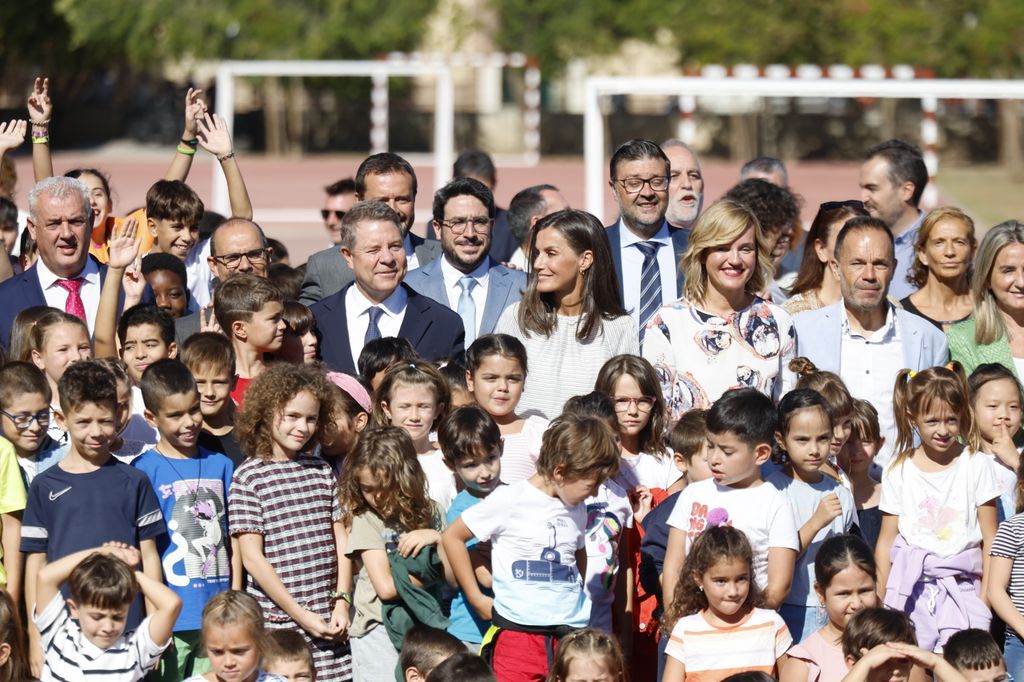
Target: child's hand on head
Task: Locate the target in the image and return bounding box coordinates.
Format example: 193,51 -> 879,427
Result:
883,642 -> 940,670
101,542 -> 141,567
398,529 -> 441,558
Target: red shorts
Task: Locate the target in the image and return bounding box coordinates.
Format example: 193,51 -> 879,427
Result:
492,629 -> 559,682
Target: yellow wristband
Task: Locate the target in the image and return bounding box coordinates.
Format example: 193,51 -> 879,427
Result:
31,136 -> 49,145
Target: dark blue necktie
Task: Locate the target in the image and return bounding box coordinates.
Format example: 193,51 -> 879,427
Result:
364,306 -> 384,345
636,240 -> 663,343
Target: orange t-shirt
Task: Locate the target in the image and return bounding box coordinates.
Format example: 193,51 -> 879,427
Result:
89,208 -> 152,263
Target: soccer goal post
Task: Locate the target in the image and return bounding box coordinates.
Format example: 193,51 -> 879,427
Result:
584,74 -> 1024,223
212,59 -> 455,215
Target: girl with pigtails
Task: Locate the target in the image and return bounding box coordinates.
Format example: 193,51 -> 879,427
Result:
875,362 -> 1000,652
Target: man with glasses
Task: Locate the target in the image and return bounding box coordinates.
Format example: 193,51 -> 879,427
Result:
300,153 -> 441,305
321,177 -> 356,246
605,139 -> 690,339
406,178 -> 526,344
173,217 -> 270,345
312,201 -> 464,374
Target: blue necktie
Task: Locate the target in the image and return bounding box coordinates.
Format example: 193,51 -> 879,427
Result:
636,240 -> 663,343
364,306 -> 384,345
457,276 -> 478,345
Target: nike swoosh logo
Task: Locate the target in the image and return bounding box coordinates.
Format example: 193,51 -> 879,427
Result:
48,487 -> 72,501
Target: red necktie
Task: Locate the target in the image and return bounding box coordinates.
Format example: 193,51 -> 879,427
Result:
55,278 -> 86,321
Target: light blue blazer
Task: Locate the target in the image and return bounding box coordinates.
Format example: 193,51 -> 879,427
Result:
404,256 -> 527,337
790,301 -> 949,387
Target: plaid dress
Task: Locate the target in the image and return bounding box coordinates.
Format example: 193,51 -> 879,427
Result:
230,454 -> 351,681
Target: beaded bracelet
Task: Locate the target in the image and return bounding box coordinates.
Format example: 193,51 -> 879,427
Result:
31,129 -> 49,139
217,151 -> 235,161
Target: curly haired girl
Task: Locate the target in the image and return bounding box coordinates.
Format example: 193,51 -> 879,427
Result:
229,364 -> 351,681
339,426 -> 446,681
662,525 -> 791,682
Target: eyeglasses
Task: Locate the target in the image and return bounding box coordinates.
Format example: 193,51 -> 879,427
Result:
441,217 -> 492,235
615,176 -> 670,194
321,209 -> 346,221
0,408 -> 50,431
211,248 -> 268,269
819,200 -> 864,211
612,396 -> 656,412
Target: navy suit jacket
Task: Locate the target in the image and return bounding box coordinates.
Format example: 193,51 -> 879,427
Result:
404,256 -> 526,337
605,221 -> 689,306
0,260 -> 119,350
311,282 -> 466,374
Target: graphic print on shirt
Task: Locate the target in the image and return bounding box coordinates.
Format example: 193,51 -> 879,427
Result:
656,364 -> 709,415
159,479 -> 230,587
585,500 -> 626,591
511,522 -> 577,583
737,304 -> 782,360
684,501 -> 732,540
916,496 -> 962,544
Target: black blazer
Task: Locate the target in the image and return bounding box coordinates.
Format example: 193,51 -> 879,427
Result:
310,282 -> 466,374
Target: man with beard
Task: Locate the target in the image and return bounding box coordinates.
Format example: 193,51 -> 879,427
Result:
299,153 -> 441,304
605,139 -> 689,339
789,216 -> 947,467
311,201 -> 463,374
859,139 -> 929,300
405,178 -> 526,344
662,139 -> 704,230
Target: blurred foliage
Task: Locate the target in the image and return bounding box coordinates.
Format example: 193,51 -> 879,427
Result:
493,0 -> 1024,77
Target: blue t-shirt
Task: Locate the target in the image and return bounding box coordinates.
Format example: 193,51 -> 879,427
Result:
21,457 -> 165,628
133,447 -> 235,631
639,490 -> 681,615
445,489 -> 492,643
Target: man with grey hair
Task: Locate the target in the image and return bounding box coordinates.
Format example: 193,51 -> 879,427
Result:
661,139 -> 704,229
505,183 -> 569,269
740,156 -> 788,188
173,217 -> 270,345
0,176 -> 106,346
312,200 -> 464,374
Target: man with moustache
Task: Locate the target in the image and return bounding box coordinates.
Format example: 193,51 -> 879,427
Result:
662,139 -> 704,229
311,201 -> 464,374
605,139 -> 690,339
789,216 -> 947,467
405,178 -> 526,344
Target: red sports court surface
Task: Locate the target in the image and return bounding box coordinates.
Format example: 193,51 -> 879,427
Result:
13,152 -> 870,265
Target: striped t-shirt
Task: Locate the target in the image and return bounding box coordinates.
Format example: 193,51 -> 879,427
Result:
991,512 -> 1024,636
665,608 -> 791,682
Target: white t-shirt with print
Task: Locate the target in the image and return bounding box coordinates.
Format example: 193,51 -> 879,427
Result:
616,451 -> 681,491
879,450 -> 1000,556
666,478 -> 799,589
460,479 -> 588,628
583,479 -> 634,632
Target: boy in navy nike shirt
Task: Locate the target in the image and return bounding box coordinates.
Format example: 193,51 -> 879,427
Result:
20,361 -> 165,674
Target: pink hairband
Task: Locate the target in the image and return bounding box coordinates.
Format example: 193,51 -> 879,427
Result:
325,372 -> 372,413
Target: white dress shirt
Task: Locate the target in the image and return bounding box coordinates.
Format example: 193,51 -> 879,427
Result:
440,256 -> 490,335
619,220 -> 677,330
839,304 -> 904,467
36,257 -> 102,334
185,238 -> 213,309
344,284 -> 408,368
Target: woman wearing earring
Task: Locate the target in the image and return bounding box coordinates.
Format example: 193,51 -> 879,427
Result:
495,208 -> 637,419
643,199 -> 797,420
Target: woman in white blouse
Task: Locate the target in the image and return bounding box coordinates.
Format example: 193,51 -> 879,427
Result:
642,199 -> 796,419
496,209 -> 638,418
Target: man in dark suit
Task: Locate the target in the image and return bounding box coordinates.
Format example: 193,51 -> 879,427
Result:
0,177 -> 112,348
312,201 -> 464,374
406,178 -> 526,344
605,139 -> 689,339
300,153 -> 440,305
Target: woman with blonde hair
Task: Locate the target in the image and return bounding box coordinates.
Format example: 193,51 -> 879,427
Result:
948,220 -> 1024,378
642,199 -> 796,419
900,207 -> 976,330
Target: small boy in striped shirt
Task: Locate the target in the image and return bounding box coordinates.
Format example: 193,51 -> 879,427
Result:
34,542 -> 181,682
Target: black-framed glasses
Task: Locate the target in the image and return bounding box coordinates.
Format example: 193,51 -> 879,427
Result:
615,176 -> 670,194
612,396 -> 656,412
441,217 -> 492,235
321,209 -> 346,221
0,407 -> 50,431
819,200 -> 864,211
211,248 -> 268,269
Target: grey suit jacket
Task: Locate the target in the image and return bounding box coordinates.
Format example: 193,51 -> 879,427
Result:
404,256 -> 527,337
299,241 -> 441,305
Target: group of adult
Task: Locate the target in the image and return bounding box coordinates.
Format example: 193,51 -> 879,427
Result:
5,134 -> 1022,449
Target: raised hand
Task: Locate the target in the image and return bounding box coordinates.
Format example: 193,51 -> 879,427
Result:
0,120 -> 27,153
991,422 -> 1020,469
196,113 -> 233,158
200,305 -> 222,334
107,218 -> 142,270
27,78 -> 52,126
183,88 -> 207,139
101,541 -> 142,568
